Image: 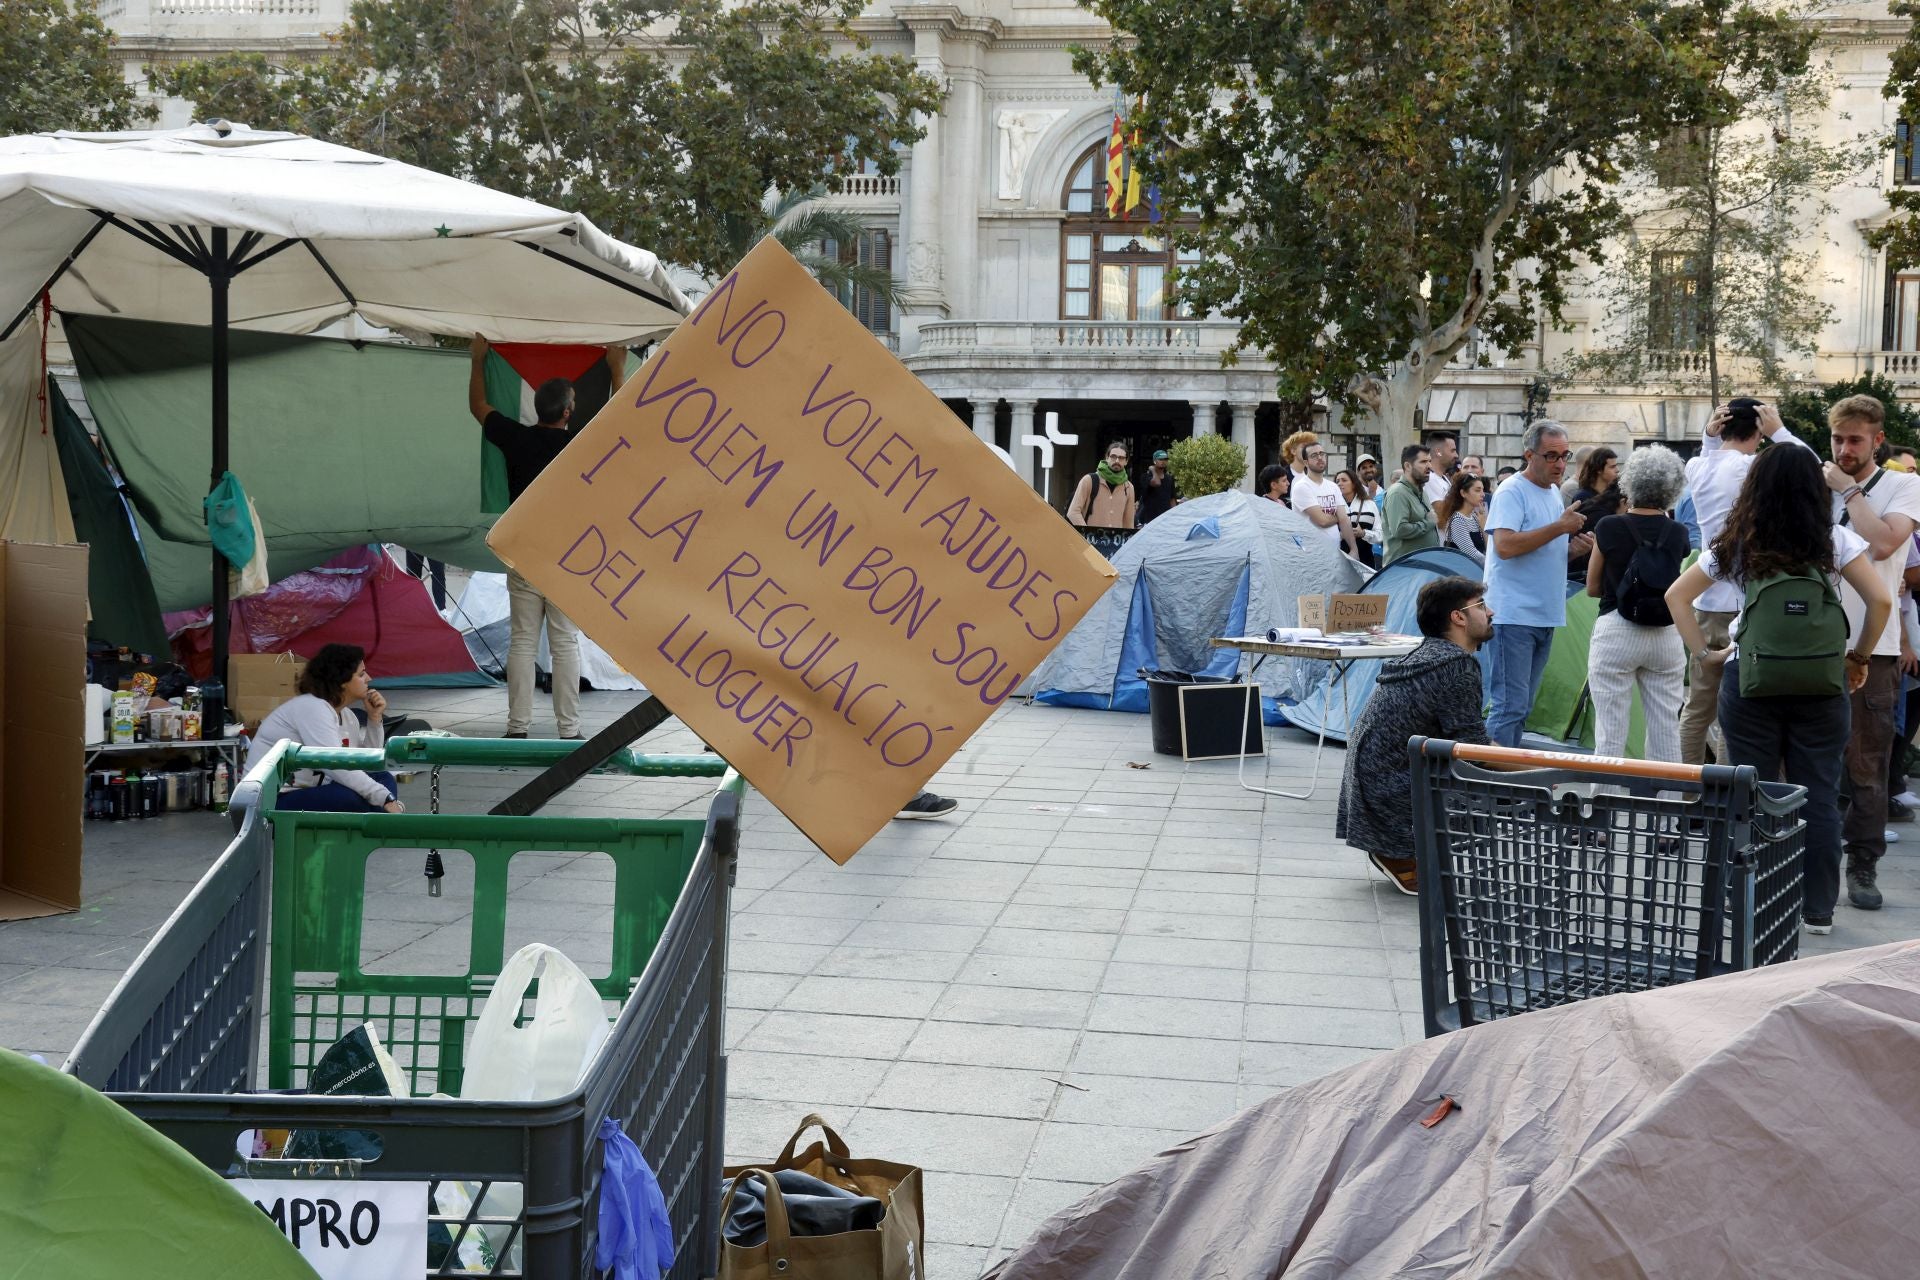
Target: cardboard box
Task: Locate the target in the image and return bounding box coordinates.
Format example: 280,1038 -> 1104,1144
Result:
1,540 -> 89,920
1298,593 -> 1390,633
228,651 -> 305,727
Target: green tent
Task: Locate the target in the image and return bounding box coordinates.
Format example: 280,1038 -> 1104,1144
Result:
0,1048 -> 314,1278
1525,588 -> 1649,756
69,314 -> 506,610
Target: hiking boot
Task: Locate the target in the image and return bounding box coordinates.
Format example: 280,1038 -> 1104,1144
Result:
1803,913 -> 1834,935
1848,864 -> 1884,911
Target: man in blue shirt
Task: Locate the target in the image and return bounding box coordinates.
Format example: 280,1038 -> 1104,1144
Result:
1482,421 -> 1590,746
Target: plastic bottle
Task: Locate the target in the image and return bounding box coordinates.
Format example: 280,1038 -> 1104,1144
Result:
212,761 -> 231,812
128,771 -> 148,820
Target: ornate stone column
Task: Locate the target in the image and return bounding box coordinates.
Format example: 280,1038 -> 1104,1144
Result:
1230,401 -> 1259,491
895,16 -> 950,353
1191,400 -> 1219,439
972,397 -> 999,447
1007,398 -> 1039,489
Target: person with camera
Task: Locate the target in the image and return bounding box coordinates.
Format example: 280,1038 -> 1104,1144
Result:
1676,398 -> 1813,766
1822,395 -> 1920,912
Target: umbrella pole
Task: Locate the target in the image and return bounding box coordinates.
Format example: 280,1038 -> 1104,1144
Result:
210,226 -> 231,692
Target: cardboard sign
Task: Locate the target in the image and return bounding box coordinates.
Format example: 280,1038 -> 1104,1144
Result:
1297,593 -> 1389,633
228,651 -> 306,727
488,240 -> 1116,861
230,1178 -> 428,1280
1,540 -> 87,919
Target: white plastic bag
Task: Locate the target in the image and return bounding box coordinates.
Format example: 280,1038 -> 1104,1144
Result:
460,943 -> 611,1103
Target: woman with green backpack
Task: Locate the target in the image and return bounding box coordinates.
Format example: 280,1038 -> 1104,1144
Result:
1665,445 -> 1891,935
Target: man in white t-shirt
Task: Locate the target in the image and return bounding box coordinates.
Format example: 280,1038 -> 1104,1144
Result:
1423,431 -> 1458,508
1825,394 -> 1920,912
1290,440 -> 1359,555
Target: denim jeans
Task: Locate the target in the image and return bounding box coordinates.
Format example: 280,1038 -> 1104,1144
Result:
1484,624 -> 1555,748
1717,660 -> 1849,920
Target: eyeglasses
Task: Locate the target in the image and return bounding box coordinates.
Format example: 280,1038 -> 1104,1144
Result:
1536,450 -> 1573,462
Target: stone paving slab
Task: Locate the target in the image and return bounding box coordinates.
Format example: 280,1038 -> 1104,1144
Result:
6,684 -> 1920,1278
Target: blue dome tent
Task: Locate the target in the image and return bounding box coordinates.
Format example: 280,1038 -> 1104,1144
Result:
1031,490 -> 1364,721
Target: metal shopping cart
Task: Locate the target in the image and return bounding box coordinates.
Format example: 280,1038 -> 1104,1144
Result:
1411,738 -> 1807,1037
65,736 -> 742,1279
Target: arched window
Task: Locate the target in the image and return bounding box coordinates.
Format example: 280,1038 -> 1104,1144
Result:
1061,144 -> 1198,322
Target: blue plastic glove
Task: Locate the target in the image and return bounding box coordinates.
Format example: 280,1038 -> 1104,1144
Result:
596,1117 -> 676,1279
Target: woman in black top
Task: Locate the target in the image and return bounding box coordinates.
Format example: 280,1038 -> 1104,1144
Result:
1566,447 -> 1623,581
1583,445 -> 1690,761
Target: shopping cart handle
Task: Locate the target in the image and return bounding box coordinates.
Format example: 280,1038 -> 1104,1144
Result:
1439,740 -> 1710,784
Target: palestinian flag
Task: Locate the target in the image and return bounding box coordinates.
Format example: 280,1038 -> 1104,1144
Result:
480,343 -> 613,512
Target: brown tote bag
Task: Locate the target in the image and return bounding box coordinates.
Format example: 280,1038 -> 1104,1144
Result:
720,1114 -> 925,1280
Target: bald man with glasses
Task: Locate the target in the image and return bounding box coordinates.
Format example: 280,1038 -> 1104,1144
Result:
1482,420 -> 1591,746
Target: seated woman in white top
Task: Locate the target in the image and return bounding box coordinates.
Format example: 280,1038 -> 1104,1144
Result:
244,642 -> 404,813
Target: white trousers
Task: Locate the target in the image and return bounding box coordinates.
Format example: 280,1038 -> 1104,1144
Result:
506,568 -> 581,736
1588,610 -> 1685,762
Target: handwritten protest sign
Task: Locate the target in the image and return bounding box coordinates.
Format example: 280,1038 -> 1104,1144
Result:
488,240 -> 1116,861
1297,593 -> 1389,633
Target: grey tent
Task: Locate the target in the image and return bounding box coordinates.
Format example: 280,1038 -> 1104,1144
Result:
987,941 -> 1920,1279
1032,489 -> 1364,715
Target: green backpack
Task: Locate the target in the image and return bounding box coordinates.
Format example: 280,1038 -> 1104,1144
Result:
1736,569 -> 1850,698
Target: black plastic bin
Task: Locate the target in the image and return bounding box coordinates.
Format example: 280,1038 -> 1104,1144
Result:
65,737 -> 743,1280
1143,669 -> 1262,758
1411,737 -> 1807,1037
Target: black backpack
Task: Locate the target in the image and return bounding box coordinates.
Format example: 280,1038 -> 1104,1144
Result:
1613,521 -> 1683,626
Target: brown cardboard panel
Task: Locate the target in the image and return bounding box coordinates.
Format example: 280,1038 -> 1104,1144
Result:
1298,593 -> 1389,633
0,541 -> 89,918
489,239 -> 1117,863
227,651 -> 305,728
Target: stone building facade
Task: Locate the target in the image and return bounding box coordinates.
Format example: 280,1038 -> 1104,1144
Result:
102,0 -> 1918,496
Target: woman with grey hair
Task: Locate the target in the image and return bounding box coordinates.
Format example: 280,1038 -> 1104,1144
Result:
1585,444 -> 1691,760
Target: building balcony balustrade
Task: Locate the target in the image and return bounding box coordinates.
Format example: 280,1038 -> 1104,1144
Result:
830,174 -> 902,198
914,319 -> 1244,355
103,0 -> 346,34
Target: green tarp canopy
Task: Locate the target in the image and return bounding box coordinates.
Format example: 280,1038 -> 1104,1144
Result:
0,1048 -> 314,1278
70,313 -> 505,611
48,376 -> 170,654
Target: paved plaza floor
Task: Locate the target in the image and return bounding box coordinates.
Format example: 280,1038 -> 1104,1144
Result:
7,684 -> 1920,1278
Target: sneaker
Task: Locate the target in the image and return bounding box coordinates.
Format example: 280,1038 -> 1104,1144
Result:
502,730 -> 528,739
1368,851 -> 1419,896
1848,865 -> 1884,911
896,792 -> 958,820
1896,790 -> 1920,808
1887,828 -> 1903,845
1890,797 -> 1914,823
1803,914 -> 1834,935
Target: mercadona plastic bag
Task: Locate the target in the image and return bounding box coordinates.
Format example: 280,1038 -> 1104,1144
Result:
459,943 -> 612,1103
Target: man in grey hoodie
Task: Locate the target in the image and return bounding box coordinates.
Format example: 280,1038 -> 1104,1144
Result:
1336,576 -> 1494,894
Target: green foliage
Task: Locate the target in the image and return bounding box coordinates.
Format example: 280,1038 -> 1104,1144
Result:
1775,374 -> 1920,461
1872,2 -> 1920,267
155,0 -> 942,278
1563,9 -> 1874,401
733,187 -> 899,304
0,0 -> 152,134
1073,0 -> 1809,448
1166,433 -> 1247,498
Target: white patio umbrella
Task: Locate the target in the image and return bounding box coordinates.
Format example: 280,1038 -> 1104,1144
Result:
0,120 -> 691,679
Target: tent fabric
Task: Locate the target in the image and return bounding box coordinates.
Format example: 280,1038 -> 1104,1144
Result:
47,376 -> 169,654
451,571 -> 645,692
0,1048 -> 315,1279
169,545 -> 490,686
987,941 -> 1920,1280
1524,586 -> 1647,754
0,310 -> 75,542
71,312 -> 506,589
0,123 -> 688,344
1032,490 -> 1364,715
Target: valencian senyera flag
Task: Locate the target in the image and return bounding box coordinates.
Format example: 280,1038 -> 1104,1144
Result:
1104,93 -> 1162,223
